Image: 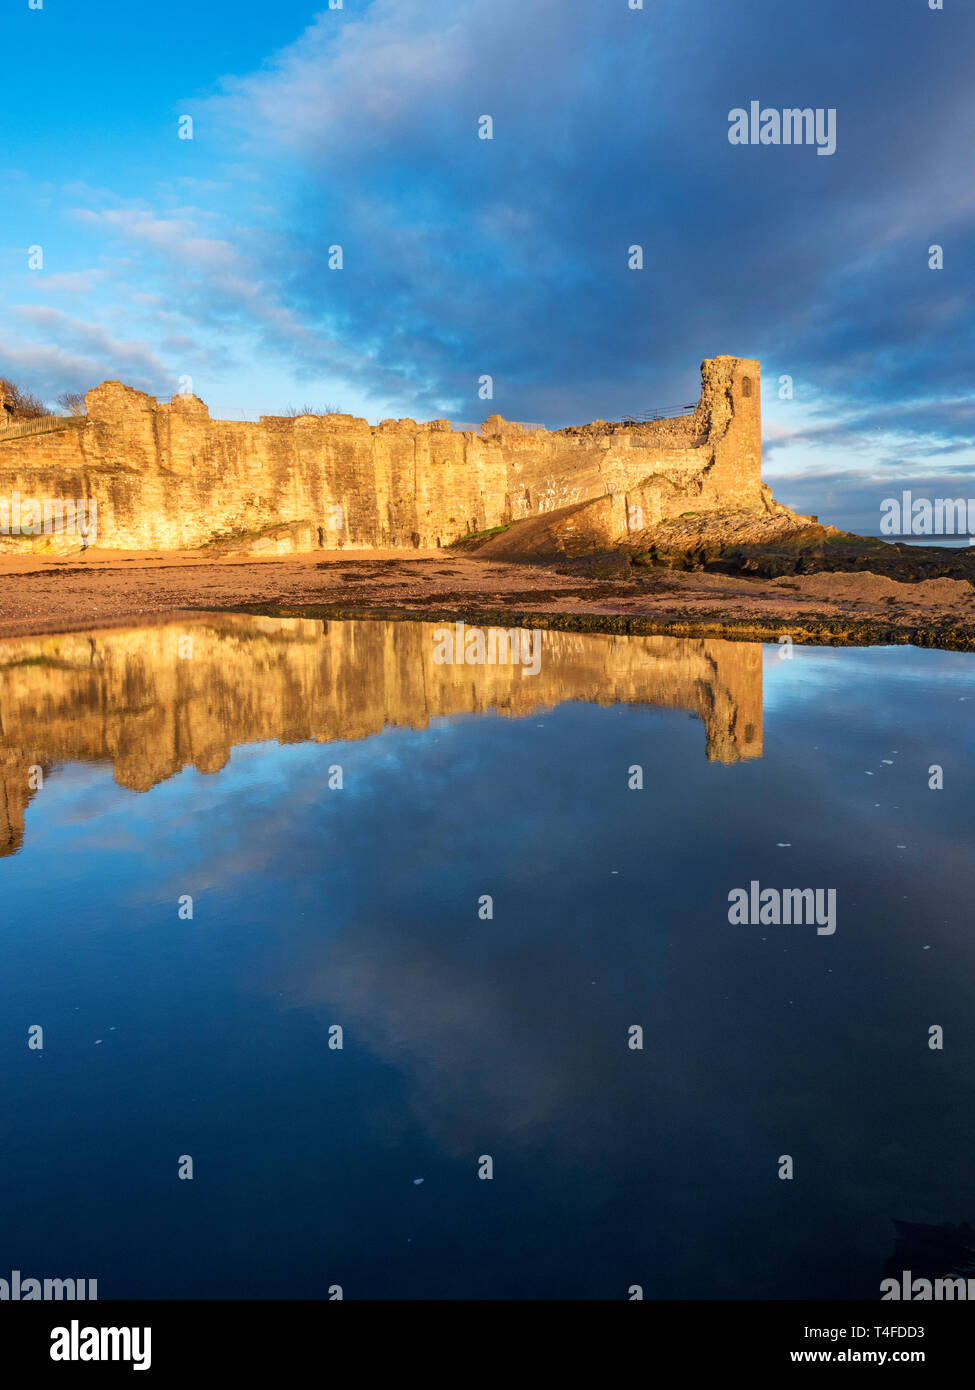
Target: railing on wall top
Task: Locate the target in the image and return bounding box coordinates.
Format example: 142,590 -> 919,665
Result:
0,413 -> 86,443
617,403 -> 697,425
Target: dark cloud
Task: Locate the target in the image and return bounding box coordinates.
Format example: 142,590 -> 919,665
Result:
202,0 -> 975,442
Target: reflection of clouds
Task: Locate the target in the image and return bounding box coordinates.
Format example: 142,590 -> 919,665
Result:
281,927 -> 589,1158
225,665 -> 975,1256
761,647 -> 975,923
762,642 -> 975,706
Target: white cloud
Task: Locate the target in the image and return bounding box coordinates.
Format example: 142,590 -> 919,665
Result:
32,270 -> 108,294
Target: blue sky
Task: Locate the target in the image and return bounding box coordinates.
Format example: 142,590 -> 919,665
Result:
1,0 -> 973,533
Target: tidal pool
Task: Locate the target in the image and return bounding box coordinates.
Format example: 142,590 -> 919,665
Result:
1,615 -> 973,1299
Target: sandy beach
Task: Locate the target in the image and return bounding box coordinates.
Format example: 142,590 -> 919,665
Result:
1,547 -> 972,647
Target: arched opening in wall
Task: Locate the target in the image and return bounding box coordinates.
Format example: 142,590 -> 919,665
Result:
741,376 -> 752,398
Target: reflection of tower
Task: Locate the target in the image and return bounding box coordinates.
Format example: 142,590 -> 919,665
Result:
0,617 -> 765,854
696,639 -> 763,763
600,634 -> 762,763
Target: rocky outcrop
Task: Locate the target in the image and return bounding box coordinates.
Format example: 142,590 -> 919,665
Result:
462,489 -> 823,564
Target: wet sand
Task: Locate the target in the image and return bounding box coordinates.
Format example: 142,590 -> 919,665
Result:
0,548 -> 972,647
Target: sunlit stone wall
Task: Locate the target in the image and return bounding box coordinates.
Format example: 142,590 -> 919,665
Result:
0,357 -> 763,553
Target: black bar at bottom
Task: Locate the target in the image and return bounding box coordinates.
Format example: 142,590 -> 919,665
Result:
0,1299 -> 965,1376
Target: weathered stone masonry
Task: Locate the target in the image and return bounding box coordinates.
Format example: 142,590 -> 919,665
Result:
0,355 -> 765,552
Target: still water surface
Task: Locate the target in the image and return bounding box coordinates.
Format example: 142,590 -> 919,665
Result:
1,615 -> 973,1298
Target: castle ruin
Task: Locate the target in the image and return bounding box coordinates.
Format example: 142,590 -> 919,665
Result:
0,356 -> 769,553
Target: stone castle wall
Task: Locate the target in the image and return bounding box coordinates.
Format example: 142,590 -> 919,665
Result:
0,356 -> 762,553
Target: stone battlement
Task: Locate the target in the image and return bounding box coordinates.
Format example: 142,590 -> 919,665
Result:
0,356 -> 762,552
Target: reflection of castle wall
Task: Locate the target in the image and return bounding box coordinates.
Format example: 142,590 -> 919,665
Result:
0,616 -> 762,853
